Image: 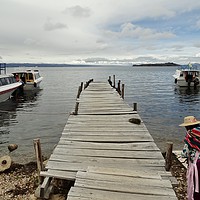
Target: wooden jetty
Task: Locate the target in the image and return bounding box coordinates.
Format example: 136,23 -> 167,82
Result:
37,78 -> 177,199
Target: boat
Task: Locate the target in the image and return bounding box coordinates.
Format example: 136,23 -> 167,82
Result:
0,63 -> 22,103
12,68 -> 43,90
173,63 -> 200,87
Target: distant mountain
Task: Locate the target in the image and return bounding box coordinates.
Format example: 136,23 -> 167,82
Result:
132,62 -> 180,67
6,63 -> 76,67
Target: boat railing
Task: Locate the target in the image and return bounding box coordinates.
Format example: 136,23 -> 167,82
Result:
0,63 -> 6,75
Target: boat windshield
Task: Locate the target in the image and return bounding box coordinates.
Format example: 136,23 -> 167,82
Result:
178,64 -> 199,71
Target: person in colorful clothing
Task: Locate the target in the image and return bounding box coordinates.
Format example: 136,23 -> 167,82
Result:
180,116 -> 200,200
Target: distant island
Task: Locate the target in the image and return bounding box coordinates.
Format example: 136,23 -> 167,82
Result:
132,62 -> 180,67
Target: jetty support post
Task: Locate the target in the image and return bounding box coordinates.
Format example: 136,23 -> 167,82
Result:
76,86 -> 82,99
165,142 -> 173,171
108,76 -> 112,86
33,138 -> 44,183
133,103 -> 137,111
84,82 -> 88,90
117,80 -> 121,95
80,82 -> 83,92
74,102 -> 79,115
121,83 -> 125,99
113,75 -> 115,88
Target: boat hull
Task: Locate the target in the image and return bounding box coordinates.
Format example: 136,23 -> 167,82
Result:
0,82 -> 22,103
175,79 -> 200,87
23,77 -> 43,90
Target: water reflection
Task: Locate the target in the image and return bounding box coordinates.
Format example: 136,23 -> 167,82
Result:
0,89 -> 42,144
174,86 -> 200,103
16,89 -> 42,102
0,99 -> 18,144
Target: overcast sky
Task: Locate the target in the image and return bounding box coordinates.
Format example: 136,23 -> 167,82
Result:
1,0 -> 200,64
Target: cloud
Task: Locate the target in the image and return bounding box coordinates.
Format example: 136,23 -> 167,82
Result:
196,19 -> 200,29
1,0 -> 200,64
44,18 -> 67,31
63,5 -> 91,18
103,22 -> 175,41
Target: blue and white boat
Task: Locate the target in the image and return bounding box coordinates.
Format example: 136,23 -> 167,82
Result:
173,63 -> 200,87
0,63 -> 22,102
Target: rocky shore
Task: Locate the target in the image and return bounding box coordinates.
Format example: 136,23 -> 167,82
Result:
0,153 -> 187,200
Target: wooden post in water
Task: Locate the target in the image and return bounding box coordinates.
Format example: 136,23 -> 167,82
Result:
121,84 -> 125,99
113,75 -> 115,88
133,103 -> 137,111
33,138 -> 44,183
74,102 -> 79,115
80,82 -> 83,92
165,142 -> 173,171
108,76 -> 112,86
117,80 -> 121,95
76,86 -> 81,99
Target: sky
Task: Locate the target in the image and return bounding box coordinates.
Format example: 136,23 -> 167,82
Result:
1,0 -> 200,65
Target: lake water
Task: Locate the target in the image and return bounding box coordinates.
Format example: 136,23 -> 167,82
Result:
1,65 -> 200,164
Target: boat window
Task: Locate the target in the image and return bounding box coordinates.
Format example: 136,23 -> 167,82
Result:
9,77 -> 16,83
180,73 -> 183,77
28,73 -> 33,80
0,79 -> 2,86
6,77 -> 11,84
35,73 -> 40,79
1,78 -> 8,85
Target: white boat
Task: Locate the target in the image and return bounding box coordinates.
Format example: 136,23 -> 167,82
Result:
173,63 -> 200,87
12,68 -> 43,90
0,63 -> 22,102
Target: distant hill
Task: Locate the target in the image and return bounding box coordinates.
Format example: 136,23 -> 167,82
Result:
6,63 -> 78,67
132,62 -> 180,67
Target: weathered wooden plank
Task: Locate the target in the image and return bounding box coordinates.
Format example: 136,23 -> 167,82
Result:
40,169 -> 76,180
57,141 -> 160,151
68,187 -> 177,200
76,171 -> 172,188
60,134 -> 154,142
86,166 -> 162,179
64,125 -> 147,131
48,154 -> 165,164
67,114 -> 141,121
46,158 -> 165,172
52,148 -> 164,159
74,178 -> 175,196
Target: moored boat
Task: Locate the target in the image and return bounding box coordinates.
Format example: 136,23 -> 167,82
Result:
173,63 -> 200,87
12,68 -> 43,90
0,63 -> 22,103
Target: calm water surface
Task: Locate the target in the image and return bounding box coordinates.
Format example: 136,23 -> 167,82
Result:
1,65 -> 200,163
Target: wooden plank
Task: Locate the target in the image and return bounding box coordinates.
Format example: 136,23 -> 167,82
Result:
62,128 -> 149,133
76,171 -> 173,188
40,169 -> 76,180
48,154 -> 165,165
60,134 -> 154,142
46,158 -> 165,172
74,178 -> 175,196
67,114 -> 142,122
68,187 -> 177,200
57,141 -> 160,151
52,148 -> 164,159
86,166 -> 162,179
